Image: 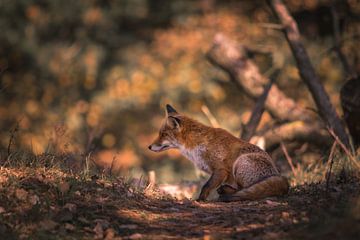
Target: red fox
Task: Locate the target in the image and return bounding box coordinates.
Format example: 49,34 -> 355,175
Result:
148,104 -> 289,202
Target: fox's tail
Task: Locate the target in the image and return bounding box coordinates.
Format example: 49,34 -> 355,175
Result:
219,176 -> 289,202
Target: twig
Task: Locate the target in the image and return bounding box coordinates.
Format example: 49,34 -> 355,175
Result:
0,63 -> 8,76
145,170 -> 156,192
7,118 -> 22,157
257,22 -> 284,30
280,142 -> 297,177
0,65 -> 9,93
327,127 -> 360,170
109,154 -> 117,176
85,126 -> 103,155
320,34 -> 360,56
241,72 -> 277,141
325,141 -> 337,190
201,105 -> 220,128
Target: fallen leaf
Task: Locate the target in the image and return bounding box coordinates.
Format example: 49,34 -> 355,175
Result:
63,203 -> 77,212
83,227 -> 93,233
128,233 -> 142,239
168,207 -> 180,212
39,219 -> 58,231
78,217 -> 90,224
94,219 -> 110,229
58,181 -> 70,194
282,211 -> 290,219
0,206 -> 5,214
57,210 -> 73,222
265,200 -> 281,206
65,223 -> 75,231
93,222 -> 104,239
15,188 -> 28,201
104,228 -> 116,240
265,214 -> 274,222
119,224 -> 138,230
29,194 -> 40,205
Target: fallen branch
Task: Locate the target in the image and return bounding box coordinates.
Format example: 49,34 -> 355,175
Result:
207,33 -> 312,122
268,0 -> 351,149
262,121 -> 332,150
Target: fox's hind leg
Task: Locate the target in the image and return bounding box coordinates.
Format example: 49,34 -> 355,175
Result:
218,153 -> 288,202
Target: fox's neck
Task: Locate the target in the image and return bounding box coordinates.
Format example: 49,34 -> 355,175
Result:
180,119 -> 212,149
178,143 -> 211,173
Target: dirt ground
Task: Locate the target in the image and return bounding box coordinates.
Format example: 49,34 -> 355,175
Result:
0,167 -> 359,239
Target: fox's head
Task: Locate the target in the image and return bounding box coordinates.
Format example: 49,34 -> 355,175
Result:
148,104 -> 183,152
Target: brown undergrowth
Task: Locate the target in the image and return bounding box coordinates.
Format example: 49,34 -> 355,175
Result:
0,158 -> 359,240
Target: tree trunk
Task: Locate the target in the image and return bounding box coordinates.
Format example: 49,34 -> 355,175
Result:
268,0 -> 351,149
340,77 -> 360,149
241,75 -> 276,141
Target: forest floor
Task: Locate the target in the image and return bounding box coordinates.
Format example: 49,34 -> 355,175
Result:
0,166 -> 359,240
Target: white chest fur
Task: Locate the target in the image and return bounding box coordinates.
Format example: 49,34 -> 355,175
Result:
179,145 -> 211,174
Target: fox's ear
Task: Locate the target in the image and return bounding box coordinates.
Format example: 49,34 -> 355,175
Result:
166,104 -> 178,115
167,116 -> 181,129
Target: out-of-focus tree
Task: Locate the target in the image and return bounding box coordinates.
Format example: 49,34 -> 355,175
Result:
0,0 -> 359,181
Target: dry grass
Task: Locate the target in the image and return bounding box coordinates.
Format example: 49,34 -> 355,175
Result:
285,145 -> 360,187
0,147 -> 359,239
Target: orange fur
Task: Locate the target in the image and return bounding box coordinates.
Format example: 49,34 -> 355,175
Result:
149,105 -> 289,201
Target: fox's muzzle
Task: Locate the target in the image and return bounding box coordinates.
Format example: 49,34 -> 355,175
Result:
148,143 -> 170,152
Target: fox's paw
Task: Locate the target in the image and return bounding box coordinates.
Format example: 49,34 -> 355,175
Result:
217,184 -> 237,195
217,194 -> 233,202
195,197 -> 206,202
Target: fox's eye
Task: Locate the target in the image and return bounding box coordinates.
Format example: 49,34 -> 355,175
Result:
160,132 -> 168,138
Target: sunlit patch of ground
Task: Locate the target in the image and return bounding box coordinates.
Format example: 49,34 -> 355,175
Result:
0,167 -> 359,239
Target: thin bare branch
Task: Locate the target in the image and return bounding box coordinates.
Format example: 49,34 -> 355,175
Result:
280,142 -> 297,177
327,127 -> 360,170
201,105 -> 220,128
257,23 -> 284,30
325,141 -> 338,190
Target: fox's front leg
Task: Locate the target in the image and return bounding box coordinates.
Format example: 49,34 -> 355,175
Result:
197,170 -> 227,201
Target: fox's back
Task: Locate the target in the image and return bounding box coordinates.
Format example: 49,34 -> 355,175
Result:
178,121 -> 274,171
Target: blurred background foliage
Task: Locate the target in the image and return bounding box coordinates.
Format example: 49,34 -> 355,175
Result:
0,0 -> 359,183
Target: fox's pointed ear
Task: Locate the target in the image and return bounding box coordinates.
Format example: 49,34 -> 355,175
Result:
166,104 -> 178,115
167,116 -> 181,129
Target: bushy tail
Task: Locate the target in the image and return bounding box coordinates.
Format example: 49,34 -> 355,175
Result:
220,176 -> 289,202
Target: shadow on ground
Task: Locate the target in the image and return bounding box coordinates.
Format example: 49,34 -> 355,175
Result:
0,167 -> 359,239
